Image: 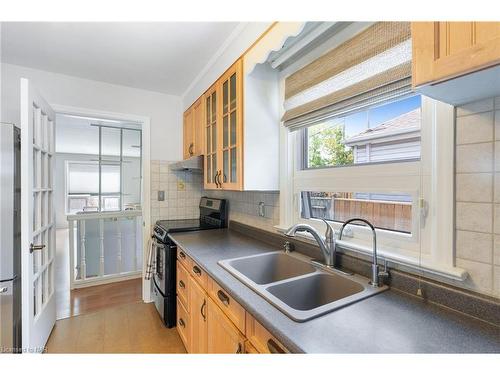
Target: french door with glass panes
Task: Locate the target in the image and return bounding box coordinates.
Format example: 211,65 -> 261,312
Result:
20,78 -> 56,351
204,59 -> 243,190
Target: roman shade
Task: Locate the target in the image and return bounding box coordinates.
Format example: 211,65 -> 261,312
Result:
283,22 -> 412,130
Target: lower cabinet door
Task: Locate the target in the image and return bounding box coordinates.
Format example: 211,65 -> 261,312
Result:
207,299 -> 245,354
189,277 -> 208,353
176,298 -> 190,352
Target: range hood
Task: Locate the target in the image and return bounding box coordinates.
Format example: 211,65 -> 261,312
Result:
169,155 -> 203,172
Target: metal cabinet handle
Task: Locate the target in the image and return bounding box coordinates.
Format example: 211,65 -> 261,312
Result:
216,170 -> 223,188
178,318 -> 185,328
236,343 -> 243,354
189,143 -> 194,155
179,251 -> 186,259
267,339 -> 286,354
214,170 -> 220,188
192,265 -> 202,276
178,280 -> 185,289
30,243 -> 45,253
217,290 -> 230,306
200,299 -> 207,321
0,287 -> 8,294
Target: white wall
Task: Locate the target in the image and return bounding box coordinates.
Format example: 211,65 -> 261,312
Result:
182,22 -> 272,109
1,63 -> 183,161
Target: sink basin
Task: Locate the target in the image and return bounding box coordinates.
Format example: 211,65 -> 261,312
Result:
218,251 -> 388,322
266,273 -> 364,311
223,252 -> 316,284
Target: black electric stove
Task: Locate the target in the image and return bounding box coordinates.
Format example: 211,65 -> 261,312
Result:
151,197 -> 227,327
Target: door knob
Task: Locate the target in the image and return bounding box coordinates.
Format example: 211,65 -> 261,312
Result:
30,243 -> 45,253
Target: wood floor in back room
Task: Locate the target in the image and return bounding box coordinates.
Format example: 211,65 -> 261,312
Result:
46,300 -> 187,353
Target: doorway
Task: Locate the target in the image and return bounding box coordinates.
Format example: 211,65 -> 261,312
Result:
52,107 -> 151,320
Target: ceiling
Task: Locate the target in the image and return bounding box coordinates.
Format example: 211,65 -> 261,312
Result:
1,22 -> 240,95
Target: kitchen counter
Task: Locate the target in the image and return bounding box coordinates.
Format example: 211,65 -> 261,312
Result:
169,228 -> 500,353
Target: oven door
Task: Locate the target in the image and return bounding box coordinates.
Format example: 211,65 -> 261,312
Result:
152,238 -> 166,295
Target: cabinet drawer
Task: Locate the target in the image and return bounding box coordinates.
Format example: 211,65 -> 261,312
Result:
176,261 -> 190,311
208,278 -> 246,334
177,247 -> 190,269
245,314 -> 288,354
176,297 -> 190,352
189,259 -> 208,290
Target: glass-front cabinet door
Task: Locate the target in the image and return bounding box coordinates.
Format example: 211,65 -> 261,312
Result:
219,59 -> 243,190
204,84 -> 219,189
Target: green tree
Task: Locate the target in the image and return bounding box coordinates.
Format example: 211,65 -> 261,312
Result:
308,124 -> 353,168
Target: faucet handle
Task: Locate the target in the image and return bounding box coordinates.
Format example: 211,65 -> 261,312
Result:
322,219 -> 335,240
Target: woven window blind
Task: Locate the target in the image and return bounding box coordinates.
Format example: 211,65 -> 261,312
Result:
283,22 -> 412,130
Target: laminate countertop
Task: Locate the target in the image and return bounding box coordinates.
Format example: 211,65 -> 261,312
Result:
169,228 -> 500,353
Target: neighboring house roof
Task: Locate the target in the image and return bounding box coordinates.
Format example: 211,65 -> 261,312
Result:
344,108 -> 421,146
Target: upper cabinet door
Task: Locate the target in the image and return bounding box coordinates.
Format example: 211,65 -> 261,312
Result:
412,22 -> 500,87
183,107 -> 194,160
204,86 -> 219,189
192,98 -> 204,156
218,59 -> 243,191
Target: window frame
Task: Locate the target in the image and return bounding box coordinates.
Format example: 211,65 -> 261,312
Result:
278,95 -> 458,276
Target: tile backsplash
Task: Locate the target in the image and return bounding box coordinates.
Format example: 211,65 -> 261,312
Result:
150,160 -> 203,224
149,160 -> 279,232
455,96 -> 500,298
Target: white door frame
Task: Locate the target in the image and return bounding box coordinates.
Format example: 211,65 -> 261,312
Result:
51,104 -> 152,303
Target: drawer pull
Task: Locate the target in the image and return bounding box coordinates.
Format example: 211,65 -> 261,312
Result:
178,280 -> 185,289
217,290 -> 230,306
201,299 -> 207,321
236,343 -> 243,354
178,318 -> 185,328
267,339 -> 285,354
179,251 -> 186,259
192,265 -> 202,276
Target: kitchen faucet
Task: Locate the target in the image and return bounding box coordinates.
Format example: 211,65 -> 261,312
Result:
285,219 -> 336,268
339,218 -> 386,287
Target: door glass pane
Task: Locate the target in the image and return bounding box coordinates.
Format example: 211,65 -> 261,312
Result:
84,219 -> 100,278
122,129 -> 142,210
103,219 -> 119,275
230,73 -> 237,110
223,80 -> 228,114
33,234 -> 40,274
47,155 -> 52,188
223,150 -> 228,183
223,115 -> 228,148
41,269 -> 47,305
33,150 -> 38,188
120,217 -> 136,273
211,93 -> 216,123
33,279 -> 38,317
48,263 -> 53,295
230,148 -> 237,183
207,155 -> 212,183
230,111 -> 236,146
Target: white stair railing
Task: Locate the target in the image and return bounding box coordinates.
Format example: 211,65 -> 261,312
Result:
67,210 -> 142,289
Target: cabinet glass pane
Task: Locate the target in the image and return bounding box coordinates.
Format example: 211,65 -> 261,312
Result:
223,150 -> 228,183
212,156 -> 217,183
230,111 -> 236,146
230,148 -> 237,183
223,115 -> 228,148
230,73 -> 237,110
207,155 -> 212,183
206,97 -> 211,125
206,126 -> 210,153
211,94 -> 216,123
223,80 -> 228,114
211,123 -> 216,152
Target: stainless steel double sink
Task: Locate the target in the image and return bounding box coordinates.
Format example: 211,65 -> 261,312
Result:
218,252 -> 388,322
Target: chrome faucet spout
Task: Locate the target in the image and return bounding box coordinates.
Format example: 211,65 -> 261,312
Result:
339,218 -> 383,287
284,221 -> 336,267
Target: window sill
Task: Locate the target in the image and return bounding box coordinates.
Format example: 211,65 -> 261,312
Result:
274,225 -> 468,282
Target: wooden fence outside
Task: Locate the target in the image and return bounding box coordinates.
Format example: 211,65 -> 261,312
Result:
309,196 -> 412,233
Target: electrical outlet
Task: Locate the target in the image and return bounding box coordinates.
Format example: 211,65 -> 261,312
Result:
258,202 -> 265,217
157,191 -> 165,201
177,180 -> 185,191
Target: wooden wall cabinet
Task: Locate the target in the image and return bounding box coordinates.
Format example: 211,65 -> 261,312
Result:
182,97 -> 204,160
412,22 -> 500,87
